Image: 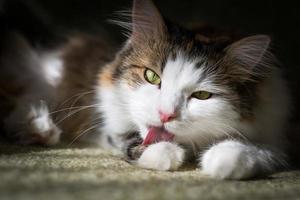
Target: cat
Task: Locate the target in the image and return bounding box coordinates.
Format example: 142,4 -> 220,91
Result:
0,0 -> 290,180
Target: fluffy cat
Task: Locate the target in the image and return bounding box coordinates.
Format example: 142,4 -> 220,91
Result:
0,0 -> 290,180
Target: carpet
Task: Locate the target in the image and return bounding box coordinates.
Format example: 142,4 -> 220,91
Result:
0,143 -> 299,200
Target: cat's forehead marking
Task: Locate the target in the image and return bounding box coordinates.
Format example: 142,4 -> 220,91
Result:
159,52 -> 207,114
162,52 -> 205,90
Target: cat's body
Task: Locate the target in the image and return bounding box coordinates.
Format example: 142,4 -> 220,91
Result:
0,0 -> 290,180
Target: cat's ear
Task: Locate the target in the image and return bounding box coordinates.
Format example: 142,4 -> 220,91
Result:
131,0 -> 166,43
224,35 -> 272,80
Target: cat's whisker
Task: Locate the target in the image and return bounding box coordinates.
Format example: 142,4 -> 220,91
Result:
66,91 -> 97,117
55,104 -> 100,125
55,101 -> 130,127
57,90 -> 96,109
182,119 -> 246,142
68,123 -> 102,146
49,105 -> 99,115
205,121 -> 250,142
52,90 -> 97,119
210,122 -> 250,142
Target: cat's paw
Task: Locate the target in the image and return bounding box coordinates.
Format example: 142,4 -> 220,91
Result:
200,141 -> 258,180
24,102 -> 61,146
137,142 -> 185,171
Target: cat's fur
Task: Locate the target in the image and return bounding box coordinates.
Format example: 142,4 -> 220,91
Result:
0,0 -> 290,180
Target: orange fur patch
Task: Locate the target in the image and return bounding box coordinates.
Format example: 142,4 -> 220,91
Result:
99,67 -> 114,88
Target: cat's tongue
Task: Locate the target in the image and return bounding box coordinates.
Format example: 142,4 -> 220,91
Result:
142,127 -> 175,145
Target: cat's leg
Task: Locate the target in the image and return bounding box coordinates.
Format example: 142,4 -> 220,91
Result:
5,100 -> 61,146
200,140 -> 286,180
1,33 -> 62,145
136,142 -> 185,171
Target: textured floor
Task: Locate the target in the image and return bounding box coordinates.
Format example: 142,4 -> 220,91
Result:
0,143 -> 300,200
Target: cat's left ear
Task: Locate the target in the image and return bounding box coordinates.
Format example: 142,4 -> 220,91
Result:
224,35 -> 272,80
131,0 -> 167,43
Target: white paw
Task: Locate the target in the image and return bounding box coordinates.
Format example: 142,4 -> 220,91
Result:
26,102 -> 61,145
137,142 -> 185,171
200,141 -> 258,180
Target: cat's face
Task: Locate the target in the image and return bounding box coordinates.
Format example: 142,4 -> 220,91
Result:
116,32 -> 245,144
111,0 -> 271,145
121,52 -> 240,144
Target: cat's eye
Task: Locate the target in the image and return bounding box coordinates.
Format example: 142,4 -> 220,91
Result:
144,68 -> 161,85
191,91 -> 212,100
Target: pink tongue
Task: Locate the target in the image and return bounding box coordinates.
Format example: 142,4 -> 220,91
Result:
142,127 -> 175,145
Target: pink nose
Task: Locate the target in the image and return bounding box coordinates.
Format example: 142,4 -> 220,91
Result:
159,110 -> 177,123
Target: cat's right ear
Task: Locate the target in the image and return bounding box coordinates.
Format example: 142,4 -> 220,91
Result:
131,0 -> 167,44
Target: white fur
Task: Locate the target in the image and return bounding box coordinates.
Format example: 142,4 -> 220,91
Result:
28,103 -> 52,133
137,142 -> 185,171
201,140 -> 280,179
41,53 -> 64,87
27,102 -> 61,145
159,55 -> 203,114
97,87 -> 136,150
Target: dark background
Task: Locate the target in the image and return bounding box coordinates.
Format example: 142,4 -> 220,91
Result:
1,0 -> 300,121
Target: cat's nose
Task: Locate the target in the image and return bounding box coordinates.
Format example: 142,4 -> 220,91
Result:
159,110 -> 177,123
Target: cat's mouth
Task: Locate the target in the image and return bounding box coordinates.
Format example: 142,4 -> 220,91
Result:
142,126 -> 175,145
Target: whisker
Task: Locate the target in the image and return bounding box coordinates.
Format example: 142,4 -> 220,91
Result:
55,104 -> 100,125
68,123 -> 101,146
49,105 -> 98,115
66,91 -> 96,117
182,119 -> 249,144
57,90 -> 96,109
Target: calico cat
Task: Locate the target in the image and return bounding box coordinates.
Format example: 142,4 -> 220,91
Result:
0,0 -> 290,180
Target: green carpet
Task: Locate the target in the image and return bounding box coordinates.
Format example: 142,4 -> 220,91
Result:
0,143 -> 299,200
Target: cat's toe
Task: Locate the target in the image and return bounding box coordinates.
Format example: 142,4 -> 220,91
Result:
24,103 -> 61,146
200,141 -> 257,180
27,121 -> 61,146
137,142 -> 185,171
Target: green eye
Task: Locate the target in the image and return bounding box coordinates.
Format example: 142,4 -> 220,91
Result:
144,68 -> 161,85
191,91 -> 212,100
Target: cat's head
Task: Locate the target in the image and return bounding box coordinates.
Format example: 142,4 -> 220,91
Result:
111,0 -> 273,145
